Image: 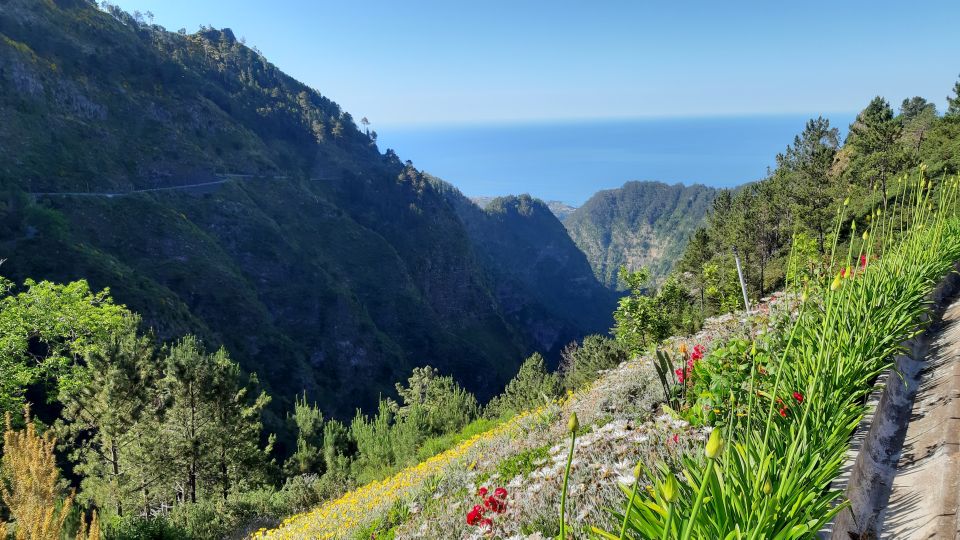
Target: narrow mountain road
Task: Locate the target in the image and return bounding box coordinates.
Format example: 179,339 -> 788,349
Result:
881,295 -> 960,539
29,173 -> 292,198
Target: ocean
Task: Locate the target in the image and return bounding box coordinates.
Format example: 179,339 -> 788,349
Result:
375,114 -> 855,206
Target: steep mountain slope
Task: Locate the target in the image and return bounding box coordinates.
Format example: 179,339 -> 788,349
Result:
564,181 -> 718,287
437,183 -> 617,360
0,0 -> 612,422
471,196 -> 578,221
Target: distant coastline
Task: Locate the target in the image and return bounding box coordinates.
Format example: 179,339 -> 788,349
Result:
377,114 -> 855,205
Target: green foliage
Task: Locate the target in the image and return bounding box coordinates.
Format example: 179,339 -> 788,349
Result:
393,366 -> 479,437
598,171 -> 960,538
414,417 -> 499,463
284,393 -> 324,477
56,316 -> 159,517
613,267 -> 695,353
563,181 -> 718,287
558,335 -> 628,391
0,278 -> 128,417
846,96 -> 915,197
493,444 -> 551,482
485,353 -> 560,417
347,366 -> 481,483
946,74 -> 960,117
160,336 -> 273,504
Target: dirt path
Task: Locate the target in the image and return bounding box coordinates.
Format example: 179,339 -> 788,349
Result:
881,296 -> 960,539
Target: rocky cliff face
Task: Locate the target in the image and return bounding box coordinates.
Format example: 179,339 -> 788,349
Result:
0,0 -> 614,420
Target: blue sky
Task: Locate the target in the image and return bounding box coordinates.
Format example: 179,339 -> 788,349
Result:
111,1 -> 960,126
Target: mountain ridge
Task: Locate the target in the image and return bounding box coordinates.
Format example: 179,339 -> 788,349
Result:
0,0 -> 613,424
564,180 -> 719,287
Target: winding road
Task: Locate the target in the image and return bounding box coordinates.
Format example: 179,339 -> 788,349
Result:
29,173 -> 291,198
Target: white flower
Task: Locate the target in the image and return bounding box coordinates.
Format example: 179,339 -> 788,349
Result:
616,474 -> 636,486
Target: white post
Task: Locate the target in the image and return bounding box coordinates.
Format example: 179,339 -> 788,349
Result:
732,246 -> 750,311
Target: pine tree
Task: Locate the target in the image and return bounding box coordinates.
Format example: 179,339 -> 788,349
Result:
846,97 -> 911,206
774,116 -> 840,253
57,316 -> 158,518
159,336 -> 270,504
284,392 -> 324,476
486,353 -> 559,416
947,75 -> 960,117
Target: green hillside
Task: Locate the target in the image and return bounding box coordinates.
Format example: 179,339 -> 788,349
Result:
0,0 -> 613,426
564,181 -> 719,287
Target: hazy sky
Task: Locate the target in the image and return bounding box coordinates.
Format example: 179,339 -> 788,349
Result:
111,1 -> 960,126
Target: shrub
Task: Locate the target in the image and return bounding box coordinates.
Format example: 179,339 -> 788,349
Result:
559,335 -> 628,391
486,353 -> 560,418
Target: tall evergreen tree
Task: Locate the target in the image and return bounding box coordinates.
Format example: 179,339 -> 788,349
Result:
159,337 -> 270,504
57,316 -> 159,518
846,97 -> 911,206
775,116 -> 840,252
947,75 -> 960,117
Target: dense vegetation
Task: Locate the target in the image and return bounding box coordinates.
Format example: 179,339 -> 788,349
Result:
0,272 -> 627,538
596,171 -> 960,539
0,0 -> 613,431
251,78 -> 960,538
4,0 -> 960,539
564,182 -> 718,287
674,90 -> 960,316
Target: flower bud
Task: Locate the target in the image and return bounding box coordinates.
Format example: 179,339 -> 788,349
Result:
662,473 -> 678,503
763,479 -> 772,495
843,197 -> 850,206
705,429 -> 723,459
862,231 -> 868,241
801,290 -> 808,303
831,273 -> 842,291
633,462 -> 643,481
845,266 -> 852,278
567,412 -> 579,433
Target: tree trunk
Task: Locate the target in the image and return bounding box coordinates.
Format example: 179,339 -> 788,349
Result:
220,446 -> 229,501
110,440 -> 123,517
189,383 -> 198,504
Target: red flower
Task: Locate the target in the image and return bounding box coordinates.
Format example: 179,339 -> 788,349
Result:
793,391 -> 804,403
675,367 -> 685,383
493,487 -> 508,500
479,518 -> 494,530
779,407 -> 787,418
484,495 -> 505,513
672,433 -> 679,444
691,344 -> 705,361
467,505 -> 484,526
477,487 -> 488,498
840,267 -> 847,278
860,254 -> 868,268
